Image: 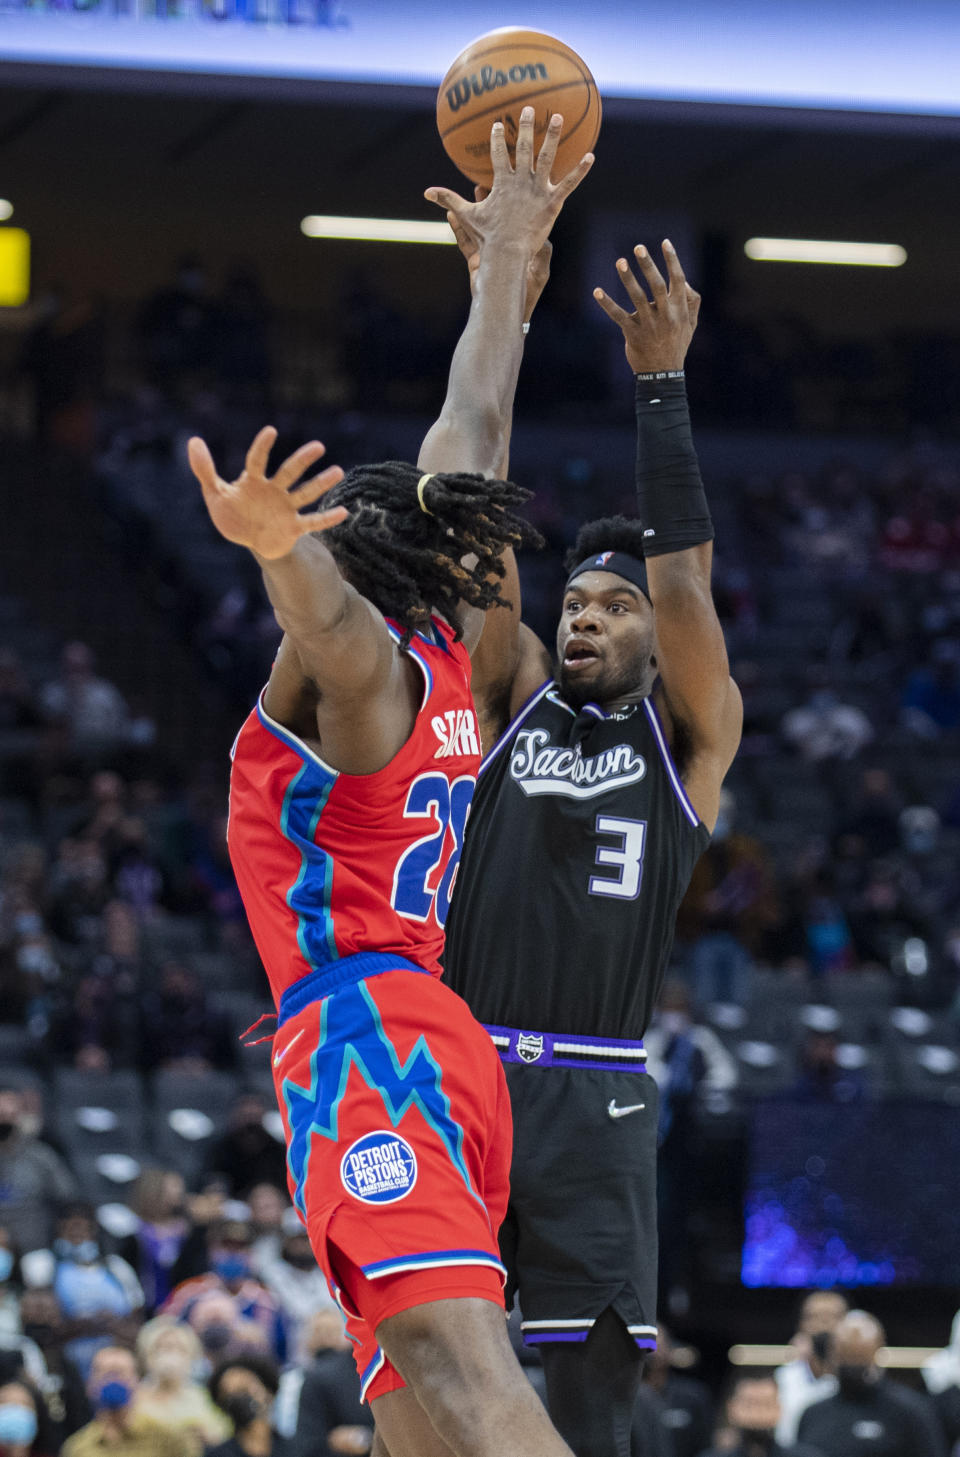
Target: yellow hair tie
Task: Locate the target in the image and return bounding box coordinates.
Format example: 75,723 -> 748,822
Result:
417,473 -> 435,516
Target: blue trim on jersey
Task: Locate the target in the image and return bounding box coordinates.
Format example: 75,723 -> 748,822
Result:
479,679 -> 552,776
278,951 -> 429,1025
385,622 -> 434,702
359,1348 -> 386,1402
278,759 -> 340,970
361,1249 -> 507,1279
642,698 -> 702,828
281,976 -> 480,1222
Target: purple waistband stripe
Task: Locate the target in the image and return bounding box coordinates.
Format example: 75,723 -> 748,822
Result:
482,1024 -> 646,1072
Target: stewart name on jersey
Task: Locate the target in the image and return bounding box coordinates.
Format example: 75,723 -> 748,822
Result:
227,618 -> 480,1007
443,682 -> 710,1041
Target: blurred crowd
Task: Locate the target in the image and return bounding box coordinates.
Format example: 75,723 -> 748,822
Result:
0,250 -> 959,1456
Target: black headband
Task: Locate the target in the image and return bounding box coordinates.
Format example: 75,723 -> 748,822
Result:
565,550 -> 650,600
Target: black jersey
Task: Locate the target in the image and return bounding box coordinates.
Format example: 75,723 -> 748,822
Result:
444,681 -> 710,1040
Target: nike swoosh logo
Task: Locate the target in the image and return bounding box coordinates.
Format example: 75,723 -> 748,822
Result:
274,1027 -> 305,1068
608,1100 -> 646,1119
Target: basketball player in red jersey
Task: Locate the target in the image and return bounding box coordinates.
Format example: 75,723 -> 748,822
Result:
187,111 -> 592,1457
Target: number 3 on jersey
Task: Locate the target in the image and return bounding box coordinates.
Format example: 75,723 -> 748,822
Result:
589,815 -> 647,900
391,773 -> 474,927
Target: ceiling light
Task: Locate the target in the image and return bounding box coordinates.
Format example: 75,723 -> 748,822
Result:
0,200 -> 13,222
300,215 -> 456,245
744,237 -> 907,267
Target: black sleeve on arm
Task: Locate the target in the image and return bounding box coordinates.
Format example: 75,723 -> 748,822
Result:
635,372 -> 714,557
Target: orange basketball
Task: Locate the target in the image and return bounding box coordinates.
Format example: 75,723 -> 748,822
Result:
436,27 -> 601,187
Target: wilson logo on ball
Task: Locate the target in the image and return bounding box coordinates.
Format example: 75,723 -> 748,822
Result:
445,63 -> 549,113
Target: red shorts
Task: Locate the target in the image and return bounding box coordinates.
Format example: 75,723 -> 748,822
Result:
272,960 -> 512,1402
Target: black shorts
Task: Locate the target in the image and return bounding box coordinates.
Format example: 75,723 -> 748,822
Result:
498,1060 -> 660,1350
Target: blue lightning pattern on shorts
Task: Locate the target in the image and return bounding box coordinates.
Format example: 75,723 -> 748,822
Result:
281,979 -> 476,1218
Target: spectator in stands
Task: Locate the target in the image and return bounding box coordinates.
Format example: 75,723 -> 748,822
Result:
677,788 -> 779,1003
119,1170 -> 192,1315
0,1373 -> 52,1457
639,1327 -> 713,1457
39,643 -> 131,756
699,1371 -> 825,1457
799,876 -> 856,976
922,1309 -> 960,1452
256,1217 -> 334,1366
902,643 -> 960,737
836,768 -> 904,863
17,1287 -> 90,1446
186,1292 -> 270,1366
781,673 -> 874,763
848,860 -> 931,969
51,1204 -> 144,1378
646,983 -> 737,1315
140,963 -> 234,1074
798,1311 -> 946,1457
133,1317 -> 230,1453
136,254 -> 219,395
208,1098 -> 287,1197
775,1291 -> 846,1444
285,1309 -> 372,1457
246,1186 -> 286,1275
791,1031 -> 866,1103
63,1343 -> 191,1457
0,1086 -> 76,1253
0,1232 -> 45,1394
163,1221 -> 284,1362
47,837 -> 111,949
206,1354 -> 294,1457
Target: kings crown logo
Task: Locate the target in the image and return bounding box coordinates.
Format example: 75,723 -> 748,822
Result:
445,63 -> 549,113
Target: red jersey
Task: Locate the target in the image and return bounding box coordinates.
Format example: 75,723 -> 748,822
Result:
227,618 -> 480,1006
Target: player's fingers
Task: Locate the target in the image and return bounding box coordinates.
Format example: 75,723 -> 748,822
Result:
296,505 -> 350,537
633,244 -> 668,305
187,436 -> 220,497
272,440 -> 329,492
515,105 -> 536,173
662,238 -> 687,294
592,287 -> 632,328
424,186 -> 470,215
535,113 -> 564,178
615,257 -> 650,311
687,284 -> 702,325
490,120 -> 512,177
553,150 -> 595,201
245,425 -> 277,480
288,464 -> 346,505
447,210 -> 476,257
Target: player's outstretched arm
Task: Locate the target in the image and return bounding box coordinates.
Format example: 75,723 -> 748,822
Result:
188,427 -> 411,764
593,242 -> 741,828
421,109 -> 585,728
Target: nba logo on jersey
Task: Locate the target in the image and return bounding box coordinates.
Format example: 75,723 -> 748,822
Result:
517,1033 -> 544,1063
595,552 -> 614,566
340,1131 -> 418,1205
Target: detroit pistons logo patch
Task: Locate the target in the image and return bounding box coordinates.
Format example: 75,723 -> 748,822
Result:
340,1131 -> 418,1205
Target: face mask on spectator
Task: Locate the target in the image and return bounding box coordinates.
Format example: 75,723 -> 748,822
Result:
23,1323 -> 56,1348
149,1349 -> 192,1383
200,1323 -> 234,1354
738,1429 -> 776,1454
0,1403 -> 38,1444
659,1011 -> 690,1037
836,1364 -> 876,1400
55,1239 -> 100,1265
0,1250 -> 14,1282
212,1253 -> 250,1283
96,1380 -> 134,1411
219,1391 -> 262,1431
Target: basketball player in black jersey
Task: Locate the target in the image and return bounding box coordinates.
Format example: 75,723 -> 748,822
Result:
436,229 -> 743,1457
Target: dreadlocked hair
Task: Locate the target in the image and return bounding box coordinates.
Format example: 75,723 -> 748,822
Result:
563,514 -> 649,574
322,460 -> 543,645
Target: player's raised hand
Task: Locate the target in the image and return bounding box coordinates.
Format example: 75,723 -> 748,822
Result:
593,239 -> 701,374
188,427 -> 346,561
425,106 -> 593,263
448,185 -> 553,323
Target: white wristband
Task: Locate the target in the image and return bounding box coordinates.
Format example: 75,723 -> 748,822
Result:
522,322 -> 530,335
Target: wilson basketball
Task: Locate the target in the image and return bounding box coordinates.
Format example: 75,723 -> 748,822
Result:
437,28 -> 601,187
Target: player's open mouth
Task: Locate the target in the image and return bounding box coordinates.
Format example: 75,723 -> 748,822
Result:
563,643 -> 600,669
